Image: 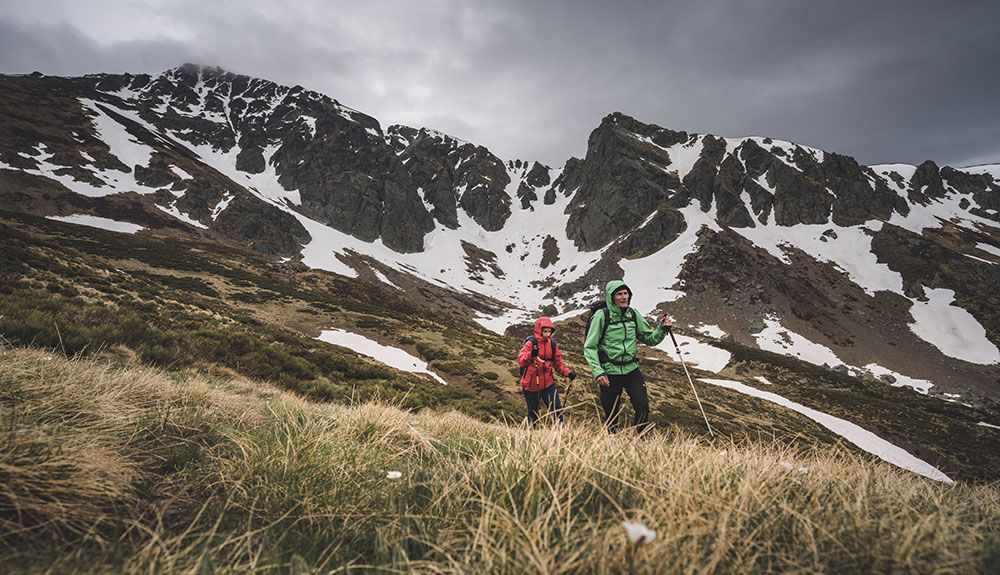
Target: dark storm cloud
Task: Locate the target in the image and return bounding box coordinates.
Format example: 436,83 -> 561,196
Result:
2,0 -> 997,167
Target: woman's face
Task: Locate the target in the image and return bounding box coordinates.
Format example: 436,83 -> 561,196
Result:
541,327 -> 554,338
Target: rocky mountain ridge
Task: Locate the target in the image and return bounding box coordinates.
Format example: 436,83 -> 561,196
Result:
1,64 -> 998,401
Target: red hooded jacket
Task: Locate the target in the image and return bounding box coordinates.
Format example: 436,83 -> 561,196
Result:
517,317 -> 572,391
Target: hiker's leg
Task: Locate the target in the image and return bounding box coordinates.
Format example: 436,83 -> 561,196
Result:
599,380 -> 624,432
541,384 -> 564,424
523,389 -> 541,424
622,368 -> 651,433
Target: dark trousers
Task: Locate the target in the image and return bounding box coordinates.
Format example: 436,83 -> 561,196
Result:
523,385 -> 563,424
600,368 -> 650,433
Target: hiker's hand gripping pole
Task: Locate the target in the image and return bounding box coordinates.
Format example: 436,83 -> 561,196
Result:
668,326 -> 715,437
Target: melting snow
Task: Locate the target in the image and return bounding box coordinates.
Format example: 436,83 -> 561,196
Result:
863,363 -> 933,394
977,243 -> 1000,258
699,378 -> 954,483
654,332 -> 731,373
210,193 -> 234,221
170,165 -> 193,180
46,214 -> 145,234
694,324 -> 727,338
732,221 -> 904,296
0,142 -> 159,199
316,328 -> 447,385
754,316 -> 844,367
908,288 -> 1000,364
372,269 -> 400,290
80,98 -> 154,169
156,202 -> 209,229
186,141 -> 302,207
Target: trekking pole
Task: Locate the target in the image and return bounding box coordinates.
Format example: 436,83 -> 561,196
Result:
667,326 -> 714,437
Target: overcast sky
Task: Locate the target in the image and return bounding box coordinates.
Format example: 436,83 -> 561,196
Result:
2,0 -> 998,168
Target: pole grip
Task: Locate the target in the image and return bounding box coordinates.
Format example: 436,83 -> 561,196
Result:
667,325 -> 679,348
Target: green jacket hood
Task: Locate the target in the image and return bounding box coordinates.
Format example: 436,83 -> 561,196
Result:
605,280 -> 632,317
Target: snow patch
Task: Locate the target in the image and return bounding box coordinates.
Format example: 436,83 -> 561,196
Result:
694,324 -> 726,338
80,98 -> 153,169
654,332 -> 731,373
156,202 -> 209,229
210,193 -> 234,221
732,221 -> 904,296
863,363 -> 933,394
46,214 -> 145,234
170,165 -> 193,180
977,243 -> 1000,258
699,378 -> 954,483
908,288 -> 1000,364
372,269 -> 400,290
316,328 -> 447,385
754,316 -> 844,367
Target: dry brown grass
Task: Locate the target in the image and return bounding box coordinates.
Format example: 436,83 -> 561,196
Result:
1,345 -> 998,573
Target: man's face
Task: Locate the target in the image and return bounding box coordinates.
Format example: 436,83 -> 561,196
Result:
541,327 -> 554,338
613,288 -> 630,307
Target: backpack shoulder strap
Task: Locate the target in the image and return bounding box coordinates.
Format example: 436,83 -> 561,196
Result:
600,306 -> 611,341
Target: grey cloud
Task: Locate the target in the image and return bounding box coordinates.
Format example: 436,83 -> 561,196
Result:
2,0 -> 998,168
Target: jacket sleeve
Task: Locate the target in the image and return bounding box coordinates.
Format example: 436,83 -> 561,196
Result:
635,311 -> 666,346
517,340 -> 534,368
553,343 -> 571,376
583,312 -> 606,378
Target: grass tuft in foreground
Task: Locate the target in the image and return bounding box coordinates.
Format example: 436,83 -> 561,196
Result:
1,346 -> 998,573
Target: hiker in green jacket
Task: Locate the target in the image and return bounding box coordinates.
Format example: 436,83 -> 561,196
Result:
584,280 -> 672,433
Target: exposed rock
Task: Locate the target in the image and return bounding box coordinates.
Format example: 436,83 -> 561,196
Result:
134,165 -> 176,188
540,235 -> 559,269
565,113 -> 686,250
908,160 -> 947,205
212,194 -> 311,258
389,125 -> 512,231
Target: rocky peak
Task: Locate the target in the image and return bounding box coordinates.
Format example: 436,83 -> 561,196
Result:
564,112 -> 688,250
388,124 -> 512,231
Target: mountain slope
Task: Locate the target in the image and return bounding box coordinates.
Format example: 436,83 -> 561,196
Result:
1,65 -> 998,426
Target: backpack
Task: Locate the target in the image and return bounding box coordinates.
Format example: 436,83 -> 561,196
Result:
584,300 -> 639,365
518,335 -> 558,377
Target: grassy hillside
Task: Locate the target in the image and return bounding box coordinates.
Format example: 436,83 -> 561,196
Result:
2,347 -> 998,574
3,208 -> 1000,485
0,209 -> 520,419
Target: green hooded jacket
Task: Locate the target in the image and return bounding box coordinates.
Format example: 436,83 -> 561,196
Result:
583,280 -> 666,378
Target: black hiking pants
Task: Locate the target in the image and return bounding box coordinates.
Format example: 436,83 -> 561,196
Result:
600,368 -> 650,433
523,384 -> 563,424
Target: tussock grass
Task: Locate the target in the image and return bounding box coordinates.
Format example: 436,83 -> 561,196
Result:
1,346 -> 998,573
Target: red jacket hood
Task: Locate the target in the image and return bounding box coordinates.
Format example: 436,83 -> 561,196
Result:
534,316 -> 555,340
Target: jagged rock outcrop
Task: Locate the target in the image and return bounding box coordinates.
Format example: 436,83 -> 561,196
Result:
97,65 -> 434,253
213,194 -> 311,257
388,125 -> 512,231
565,112 -> 686,251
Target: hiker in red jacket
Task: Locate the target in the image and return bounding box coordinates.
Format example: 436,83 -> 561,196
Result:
517,317 -> 576,424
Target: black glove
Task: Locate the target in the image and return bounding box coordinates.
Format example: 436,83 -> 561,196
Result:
531,346 -> 538,358
568,370 -> 577,381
